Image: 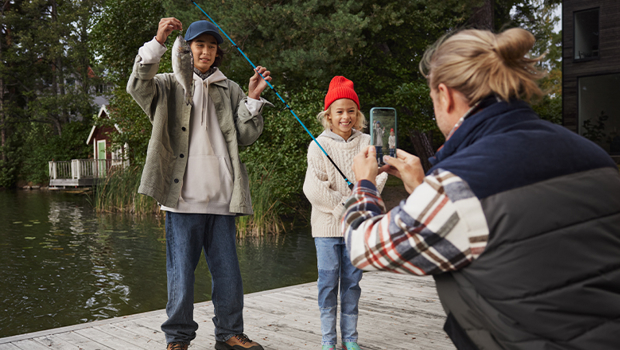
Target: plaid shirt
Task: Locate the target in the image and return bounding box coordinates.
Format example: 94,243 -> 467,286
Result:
341,169 -> 489,275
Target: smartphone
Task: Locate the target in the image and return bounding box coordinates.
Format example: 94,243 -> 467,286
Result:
370,107 -> 397,166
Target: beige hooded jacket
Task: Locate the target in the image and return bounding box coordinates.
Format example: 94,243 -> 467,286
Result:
127,54 -> 268,215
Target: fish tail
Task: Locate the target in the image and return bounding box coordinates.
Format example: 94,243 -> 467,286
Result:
185,91 -> 193,106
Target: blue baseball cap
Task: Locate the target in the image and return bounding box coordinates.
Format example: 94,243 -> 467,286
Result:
184,20 -> 223,44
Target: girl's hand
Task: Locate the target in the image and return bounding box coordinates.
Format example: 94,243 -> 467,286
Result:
248,66 -> 271,100
156,17 -> 183,45
379,149 -> 425,194
352,146 -> 379,186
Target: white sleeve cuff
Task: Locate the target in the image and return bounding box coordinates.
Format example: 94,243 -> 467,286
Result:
245,97 -> 266,116
137,37 -> 168,65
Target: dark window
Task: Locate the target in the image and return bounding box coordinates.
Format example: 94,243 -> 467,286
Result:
574,8 -> 599,60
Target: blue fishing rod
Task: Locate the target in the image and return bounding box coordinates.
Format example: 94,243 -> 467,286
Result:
191,1 -> 354,189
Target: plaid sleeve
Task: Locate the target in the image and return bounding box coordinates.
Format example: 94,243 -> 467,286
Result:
341,169 -> 489,275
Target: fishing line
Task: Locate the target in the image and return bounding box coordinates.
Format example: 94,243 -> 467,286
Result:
191,1 -> 354,189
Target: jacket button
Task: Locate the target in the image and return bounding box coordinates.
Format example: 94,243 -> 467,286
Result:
180,154 -> 184,158
174,179 -> 179,183
182,127 -> 186,131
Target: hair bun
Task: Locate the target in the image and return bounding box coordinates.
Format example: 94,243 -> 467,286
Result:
494,28 -> 536,64
419,27 -> 545,103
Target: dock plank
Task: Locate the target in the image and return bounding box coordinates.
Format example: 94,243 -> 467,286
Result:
9,339 -> 52,350
0,272 -> 455,350
0,343 -> 20,350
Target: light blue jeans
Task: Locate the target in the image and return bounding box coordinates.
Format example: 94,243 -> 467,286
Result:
161,212 -> 243,344
315,237 -> 363,346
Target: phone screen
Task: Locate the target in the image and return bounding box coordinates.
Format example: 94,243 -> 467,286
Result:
370,107 -> 397,166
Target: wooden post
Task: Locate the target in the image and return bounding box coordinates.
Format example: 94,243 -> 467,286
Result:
49,161 -> 57,180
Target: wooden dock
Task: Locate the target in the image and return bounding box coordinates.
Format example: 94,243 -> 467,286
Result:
0,272 -> 455,350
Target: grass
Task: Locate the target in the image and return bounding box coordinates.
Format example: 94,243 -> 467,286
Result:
384,174 -> 404,187
91,165 -> 160,215
91,164 -> 299,237
235,167 -> 289,237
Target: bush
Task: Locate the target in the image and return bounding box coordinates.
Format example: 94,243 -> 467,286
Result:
20,122 -> 91,185
236,86 -> 325,234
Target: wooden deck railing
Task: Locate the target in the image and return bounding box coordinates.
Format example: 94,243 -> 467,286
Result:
48,159 -> 129,181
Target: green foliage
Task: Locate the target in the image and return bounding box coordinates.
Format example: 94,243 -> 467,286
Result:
1,0 -> 102,187
239,86 -> 325,222
0,137 -> 21,189
2,0 -> 99,131
235,168 -> 287,237
90,0 -> 169,166
20,122 -> 92,184
85,0 -> 566,233
509,0 -> 563,125
532,95 -> 562,125
91,0 -> 166,84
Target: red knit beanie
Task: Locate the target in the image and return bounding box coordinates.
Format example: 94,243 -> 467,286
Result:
324,76 -> 360,111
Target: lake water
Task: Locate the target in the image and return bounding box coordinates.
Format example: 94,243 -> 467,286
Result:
0,190 -> 318,338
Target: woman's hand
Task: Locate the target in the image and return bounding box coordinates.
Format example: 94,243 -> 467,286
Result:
155,17 -> 183,45
352,146 -> 379,186
248,66 -> 271,100
379,149 -> 425,194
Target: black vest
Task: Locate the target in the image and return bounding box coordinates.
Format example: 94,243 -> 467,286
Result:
428,100 -> 620,349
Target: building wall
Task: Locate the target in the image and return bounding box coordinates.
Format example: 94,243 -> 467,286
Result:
91,125 -> 117,159
562,0 -> 620,132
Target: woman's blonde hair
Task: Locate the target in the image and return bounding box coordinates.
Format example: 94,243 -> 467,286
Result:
317,104 -> 367,132
419,28 -> 546,104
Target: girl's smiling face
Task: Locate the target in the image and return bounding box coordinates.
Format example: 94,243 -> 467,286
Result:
328,98 -> 358,140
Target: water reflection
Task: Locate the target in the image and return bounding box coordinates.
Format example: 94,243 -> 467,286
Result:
0,190 -> 317,338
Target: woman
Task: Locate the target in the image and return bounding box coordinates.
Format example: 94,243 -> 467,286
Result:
342,28 -> 620,350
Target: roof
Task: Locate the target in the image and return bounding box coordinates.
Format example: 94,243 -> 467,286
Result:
86,105 -> 123,145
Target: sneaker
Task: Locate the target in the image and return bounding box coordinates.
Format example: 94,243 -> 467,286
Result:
215,334 -> 264,350
321,345 -> 335,350
167,342 -> 189,350
342,342 -> 361,350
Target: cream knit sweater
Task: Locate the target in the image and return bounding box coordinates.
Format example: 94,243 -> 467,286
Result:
303,130 -> 388,238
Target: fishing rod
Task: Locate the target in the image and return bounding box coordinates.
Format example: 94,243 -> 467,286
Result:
191,1 -> 354,189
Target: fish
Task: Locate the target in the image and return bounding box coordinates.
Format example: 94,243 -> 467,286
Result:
172,35 -> 194,106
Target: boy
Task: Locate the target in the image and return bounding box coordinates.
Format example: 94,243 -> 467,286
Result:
127,17 -> 271,350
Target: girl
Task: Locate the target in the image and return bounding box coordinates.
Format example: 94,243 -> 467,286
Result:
303,76 -> 388,350
388,128 -> 396,157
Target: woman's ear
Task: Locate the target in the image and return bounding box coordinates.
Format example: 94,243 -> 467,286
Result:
437,83 -> 456,114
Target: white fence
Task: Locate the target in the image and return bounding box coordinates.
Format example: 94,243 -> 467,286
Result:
48,159 -> 130,187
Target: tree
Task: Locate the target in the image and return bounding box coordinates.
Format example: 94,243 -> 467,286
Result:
510,0 -> 562,124
90,0 -> 166,166
0,0 -> 102,187
89,0 -> 563,224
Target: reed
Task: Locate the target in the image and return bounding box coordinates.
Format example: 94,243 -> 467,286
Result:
236,166 -> 288,237
92,164 -> 295,235
91,165 -> 160,215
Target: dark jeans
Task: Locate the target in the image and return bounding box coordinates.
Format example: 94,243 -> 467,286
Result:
161,212 -> 243,344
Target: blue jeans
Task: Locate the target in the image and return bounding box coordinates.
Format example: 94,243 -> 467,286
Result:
315,237 -> 363,345
161,212 -> 243,344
